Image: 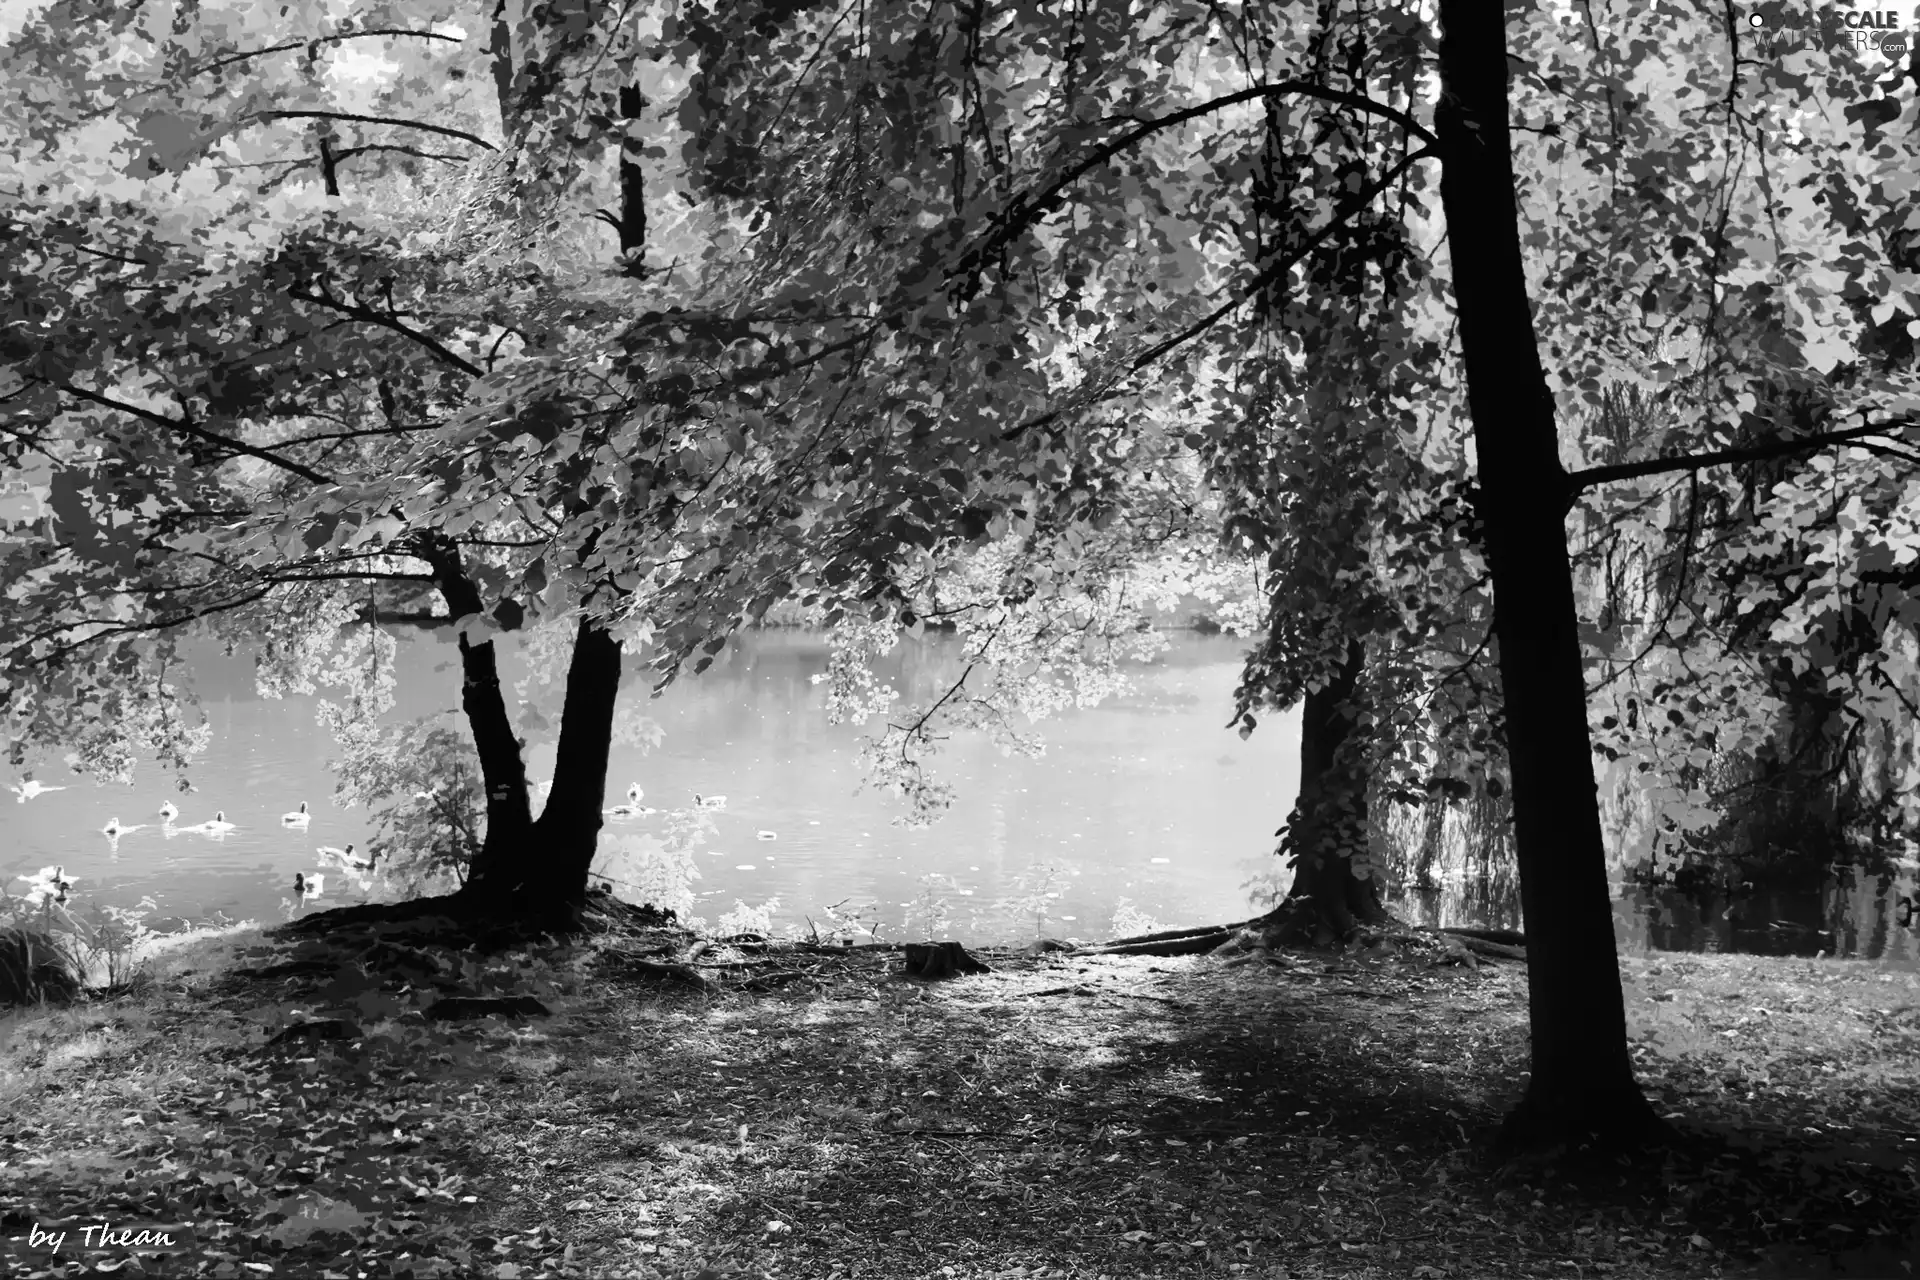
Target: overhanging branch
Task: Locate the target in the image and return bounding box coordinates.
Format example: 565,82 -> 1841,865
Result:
52,382 -> 334,485
950,81 -> 1438,300
195,28 -> 463,79
252,111 -> 497,152
288,290 -> 486,378
1564,416 -> 1920,506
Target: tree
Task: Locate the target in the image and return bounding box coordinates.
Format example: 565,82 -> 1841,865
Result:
643,0 -> 1920,1153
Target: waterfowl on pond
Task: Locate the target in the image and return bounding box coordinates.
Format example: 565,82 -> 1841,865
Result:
202,811 -> 235,832
158,801 -> 179,823
626,782 -> 644,805
294,871 -> 326,899
319,843 -> 379,871
102,817 -> 145,838
8,779 -> 67,802
281,801 -> 311,825
756,830 -> 777,841
20,865 -> 74,903
694,793 -> 728,810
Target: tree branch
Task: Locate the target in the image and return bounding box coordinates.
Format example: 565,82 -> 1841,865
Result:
950,82 -> 1437,300
997,146 -> 1435,443
194,28 -> 463,79
52,382 -> 334,485
252,111 -> 497,152
1564,417 -> 1920,503
288,290 -> 486,378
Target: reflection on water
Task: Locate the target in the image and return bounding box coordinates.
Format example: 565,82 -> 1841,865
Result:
0,630 -> 1301,944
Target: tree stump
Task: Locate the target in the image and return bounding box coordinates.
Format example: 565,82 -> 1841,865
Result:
903,941 -> 992,979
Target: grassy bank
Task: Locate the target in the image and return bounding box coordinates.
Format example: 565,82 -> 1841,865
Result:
1,915 -> 1916,1278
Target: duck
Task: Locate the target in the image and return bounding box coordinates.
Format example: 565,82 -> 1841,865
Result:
9,779 -> 67,803
201,810 -> 235,832
20,865 -> 74,903
102,817 -> 145,838
626,782 -> 644,805
281,801 -> 311,825
158,801 -> 179,824
293,871 -> 326,899
694,793 -> 728,810
318,843 -> 379,872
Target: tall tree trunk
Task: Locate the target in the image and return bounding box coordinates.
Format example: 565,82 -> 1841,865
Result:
406,532 -> 535,881
1433,0 -> 1667,1153
488,0 -> 516,135
525,616 -> 623,907
613,83 -> 648,254
1265,640 -> 1391,946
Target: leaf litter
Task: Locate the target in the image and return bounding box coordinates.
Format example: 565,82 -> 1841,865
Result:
0,916 -> 1914,1278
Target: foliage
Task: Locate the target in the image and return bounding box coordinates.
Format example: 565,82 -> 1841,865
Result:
589,804 -> 715,922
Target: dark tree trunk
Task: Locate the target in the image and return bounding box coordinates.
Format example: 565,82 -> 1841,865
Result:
614,84 -> 648,255
1266,640 -> 1392,946
407,533 -> 534,879
488,0 -> 515,135
1433,0 -> 1667,1153
522,616 -> 623,907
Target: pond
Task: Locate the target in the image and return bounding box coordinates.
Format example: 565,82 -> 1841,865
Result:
4,627 -> 1916,966
1,630 -> 1304,944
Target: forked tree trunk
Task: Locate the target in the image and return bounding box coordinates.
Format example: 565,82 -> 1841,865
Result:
457,614 -> 623,917
1433,0 -> 1667,1153
1266,640 -> 1392,946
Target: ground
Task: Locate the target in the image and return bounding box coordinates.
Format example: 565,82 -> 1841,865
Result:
0,917 -> 1917,1279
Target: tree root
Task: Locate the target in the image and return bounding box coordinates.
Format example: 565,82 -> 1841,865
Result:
1076,917 -> 1266,958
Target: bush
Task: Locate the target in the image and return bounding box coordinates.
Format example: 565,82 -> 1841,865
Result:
0,925 -> 82,1007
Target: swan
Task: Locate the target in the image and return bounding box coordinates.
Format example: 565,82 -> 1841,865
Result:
102,817 -> 146,838
9,780 -> 67,802
294,871 -> 326,898
158,801 -> 179,823
281,801 -> 311,825
202,810 -> 235,832
694,793 -> 727,810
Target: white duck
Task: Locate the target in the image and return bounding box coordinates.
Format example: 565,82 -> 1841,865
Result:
319,843 -> 379,872
102,817 -> 146,838
694,793 -> 728,810
605,782 -> 656,818
9,779 -> 67,803
281,801 -> 311,825
195,810 -> 235,833
293,871 -> 326,899
158,801 -> 179,824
